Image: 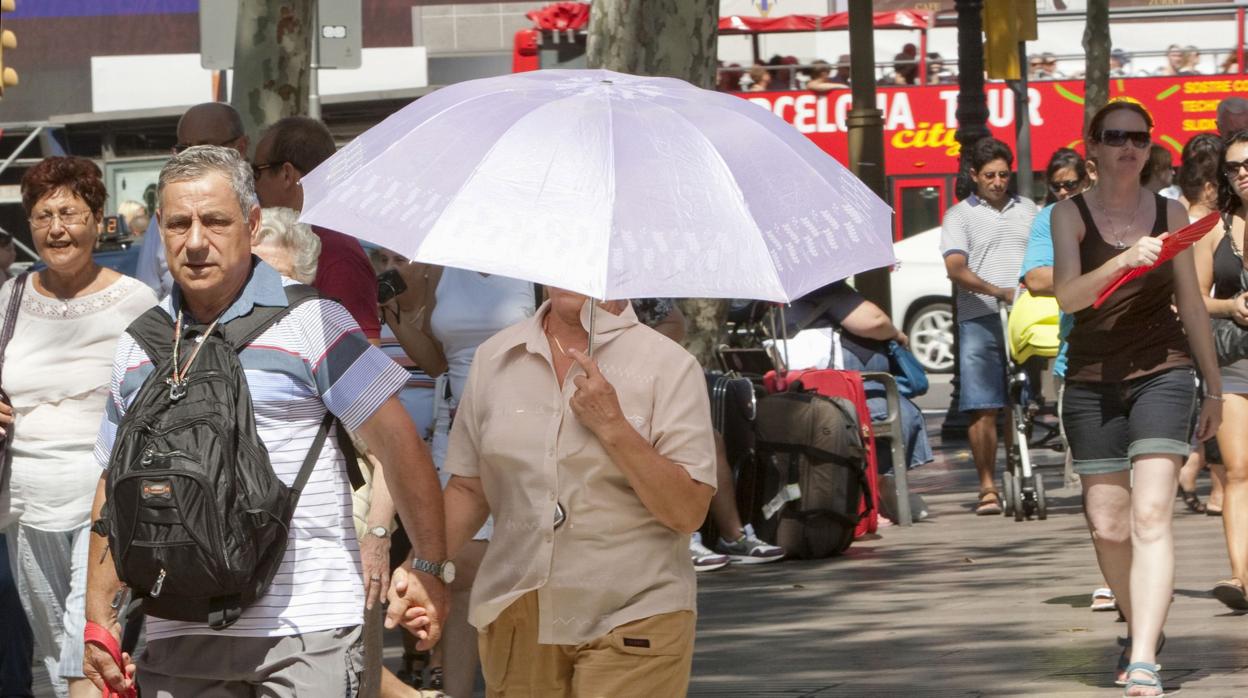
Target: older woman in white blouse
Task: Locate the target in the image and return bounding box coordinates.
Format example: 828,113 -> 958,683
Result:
0,157 -> 155,698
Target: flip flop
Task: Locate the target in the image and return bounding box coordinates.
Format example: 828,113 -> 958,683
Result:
1213,579 -> 1248,611
1092,587 -> 1117,612
975,489 -> 1002,516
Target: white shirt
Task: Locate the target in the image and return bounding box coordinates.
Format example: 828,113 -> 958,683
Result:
429,269 -> 535,402
0,274 -> 156,531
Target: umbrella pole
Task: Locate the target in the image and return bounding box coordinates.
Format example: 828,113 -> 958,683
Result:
588,299 -> 597,358
777,304 -> 790,372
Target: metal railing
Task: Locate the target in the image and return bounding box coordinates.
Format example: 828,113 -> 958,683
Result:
861,371 -> 912,528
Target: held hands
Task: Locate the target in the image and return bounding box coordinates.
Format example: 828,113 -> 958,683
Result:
567,348 -> 628,438
0,399 -> 11,438
83,628 -> 136,696
1120,233 -> 1168,270
359,533 -> 391,611
1196,397 -> 1223,443
384,565 -> 447,651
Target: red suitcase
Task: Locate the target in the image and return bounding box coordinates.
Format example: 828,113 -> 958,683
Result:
764,369 -> 880,538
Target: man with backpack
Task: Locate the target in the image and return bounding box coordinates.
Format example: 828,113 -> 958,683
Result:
82,146 -> 448,697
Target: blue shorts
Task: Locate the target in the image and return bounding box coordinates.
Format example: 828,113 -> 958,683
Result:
958,314 -> 1008,412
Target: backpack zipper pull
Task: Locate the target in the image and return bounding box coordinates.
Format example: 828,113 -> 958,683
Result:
150,568 -> 166,598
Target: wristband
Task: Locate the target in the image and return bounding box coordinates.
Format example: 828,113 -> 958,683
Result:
1206,394 -> 1225,401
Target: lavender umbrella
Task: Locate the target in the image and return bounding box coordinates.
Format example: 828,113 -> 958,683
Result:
299,69 -> 894,303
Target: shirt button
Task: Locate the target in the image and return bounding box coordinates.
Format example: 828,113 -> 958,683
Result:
548,491 -> 556,502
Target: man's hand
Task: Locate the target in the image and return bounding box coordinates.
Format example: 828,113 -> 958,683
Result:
83,632 -> 136,696
1196,397 -> 1223,443
1120,233 -> 1166,270
0,399 -> 12,438
567,348 -> 628,438
993,286 -> 1017,304
359,531 -> 391,611
384,565 -> 447,651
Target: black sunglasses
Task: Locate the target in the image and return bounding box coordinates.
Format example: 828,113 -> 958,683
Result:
1225,160 -> 1248,177
1096,129 -> 1150,149
174,135 -> 243,154
1049,179 -> 1082,193
251,161 -> 289,180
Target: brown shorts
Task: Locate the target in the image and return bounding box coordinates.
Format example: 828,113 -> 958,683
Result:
478,591 -> 695,698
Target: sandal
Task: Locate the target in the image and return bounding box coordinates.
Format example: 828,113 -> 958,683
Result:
1177,485 -> 1206,513
1213,578 -> 1248,611
1122,661 -> 1165,697
975,489 -> 1002,516
1092,587 -> 1117,612
1115,633 -> 1165,687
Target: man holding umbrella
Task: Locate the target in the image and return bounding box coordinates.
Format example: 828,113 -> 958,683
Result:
387,288 -> 716,696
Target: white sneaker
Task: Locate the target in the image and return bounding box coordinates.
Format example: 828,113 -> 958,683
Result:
690,533 -> 730,572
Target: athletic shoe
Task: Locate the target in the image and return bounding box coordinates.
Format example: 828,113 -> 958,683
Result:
690,533 -> 730,572
716,524 -> 785,564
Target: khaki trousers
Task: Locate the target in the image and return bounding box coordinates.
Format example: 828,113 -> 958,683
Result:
478,591 -> 695,698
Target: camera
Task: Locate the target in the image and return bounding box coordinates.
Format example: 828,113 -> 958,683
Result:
376,269 -> 408,305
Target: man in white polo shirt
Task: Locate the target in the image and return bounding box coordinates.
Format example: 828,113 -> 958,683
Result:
941,137 -> 1037,516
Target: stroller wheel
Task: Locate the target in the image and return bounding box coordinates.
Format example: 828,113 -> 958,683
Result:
1002,470 -> 1016,517
1034,473 -> 1048,521
1013,473 -> 1026,522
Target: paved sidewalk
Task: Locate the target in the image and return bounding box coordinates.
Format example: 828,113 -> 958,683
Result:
31,419 -> 1245,697
689,429 -> 1246,697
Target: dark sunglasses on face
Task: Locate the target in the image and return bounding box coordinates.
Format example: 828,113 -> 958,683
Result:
1096,129 -> 1150,149
979,171 -> 1010,181
1050,179 -> 1081,193
251,161 -> 289,180
1225,160 -> 1248,177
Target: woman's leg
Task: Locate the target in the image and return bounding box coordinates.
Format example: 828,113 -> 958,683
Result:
1217,394 -> 1248,582
1081,471 -> 1135,627
1127,454 -> 1181,671
442,539 -> 487,698
709,433 -> 745,538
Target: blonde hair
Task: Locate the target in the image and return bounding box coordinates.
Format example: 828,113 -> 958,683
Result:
255,207 -> 321,284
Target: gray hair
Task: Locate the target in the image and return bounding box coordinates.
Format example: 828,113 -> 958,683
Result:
158,145 -> 256,218
255,207 -> 321,284
1219,97 -> 1248,131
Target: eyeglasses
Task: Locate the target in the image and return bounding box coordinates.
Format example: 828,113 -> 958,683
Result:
1050,179 -> 1082,193
29,209 -> 92,231
1224,160 -> 1248,177
1096,129 -> 1150,149
251,161 -> 288,180
978,171 -> 1011,180
174,135 -> 243,154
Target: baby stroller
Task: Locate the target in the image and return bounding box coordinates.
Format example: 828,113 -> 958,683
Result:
998,291 -> 1061,521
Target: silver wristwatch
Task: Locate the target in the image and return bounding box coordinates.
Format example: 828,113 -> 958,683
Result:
366,526 -> 390,539
411,558 -> 456,584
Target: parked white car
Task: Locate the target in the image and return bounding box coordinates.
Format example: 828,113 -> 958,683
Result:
890,226 -> 954,373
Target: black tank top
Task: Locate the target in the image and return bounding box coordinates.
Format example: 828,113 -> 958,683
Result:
1212,216 -> 1245,300
1063,192 -> 1193,383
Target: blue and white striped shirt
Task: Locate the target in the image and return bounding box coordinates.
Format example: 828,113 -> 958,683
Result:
95,260 -> 408,640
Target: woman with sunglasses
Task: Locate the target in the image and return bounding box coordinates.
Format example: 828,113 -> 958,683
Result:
1052,102 -> 1222,697
1192,130 -> 1248,612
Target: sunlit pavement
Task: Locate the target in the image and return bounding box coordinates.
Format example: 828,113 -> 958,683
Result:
30,375 -> 1245,697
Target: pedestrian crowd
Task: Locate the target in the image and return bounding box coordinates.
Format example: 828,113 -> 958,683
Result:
1,83 -> 1248,698
941,94 -> 1248,697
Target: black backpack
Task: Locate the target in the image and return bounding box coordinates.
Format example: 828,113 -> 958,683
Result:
97,284 -> 333,629
751,390 -> 868,559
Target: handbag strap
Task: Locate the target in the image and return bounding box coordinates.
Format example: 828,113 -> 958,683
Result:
0,272 -> 29,391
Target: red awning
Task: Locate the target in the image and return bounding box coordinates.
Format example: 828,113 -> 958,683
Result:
718,10 -> 932,35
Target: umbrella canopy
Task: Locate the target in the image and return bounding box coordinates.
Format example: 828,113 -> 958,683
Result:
299,69 -> 894,303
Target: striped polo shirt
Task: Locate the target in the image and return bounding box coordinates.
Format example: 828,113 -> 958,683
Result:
94,259 -> 408,640
940,194 -> 1038,322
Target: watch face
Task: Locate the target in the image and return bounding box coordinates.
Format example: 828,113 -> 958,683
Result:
442,561 -> 457,584
370,527 -> 388,538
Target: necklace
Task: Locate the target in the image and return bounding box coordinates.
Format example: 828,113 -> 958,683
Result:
167,311 -> 222,401
1092,189 -> 1143,250
542,314 -> 568,357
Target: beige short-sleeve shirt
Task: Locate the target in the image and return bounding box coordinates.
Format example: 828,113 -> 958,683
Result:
445,300 -> 716,645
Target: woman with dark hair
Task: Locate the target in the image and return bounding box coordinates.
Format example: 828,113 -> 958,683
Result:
0,157 -> 156,698
1192,130 -> 1248,612
1052,101 -> 1222,697
1140,144 -> 1175,195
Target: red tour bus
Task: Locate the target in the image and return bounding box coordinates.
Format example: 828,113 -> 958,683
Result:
514,2 -> 1248,240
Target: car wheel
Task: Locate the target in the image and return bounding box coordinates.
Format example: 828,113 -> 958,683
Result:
905,302 -> 954,373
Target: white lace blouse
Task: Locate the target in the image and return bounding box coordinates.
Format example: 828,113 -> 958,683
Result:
0,273 -> 157,531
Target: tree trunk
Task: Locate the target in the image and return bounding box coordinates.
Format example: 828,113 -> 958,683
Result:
231,0 -> 313,145
587,0 -> 725,367
1082,0 -> 1110,134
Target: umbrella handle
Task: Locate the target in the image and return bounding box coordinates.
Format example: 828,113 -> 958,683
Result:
588,300 -> 596,357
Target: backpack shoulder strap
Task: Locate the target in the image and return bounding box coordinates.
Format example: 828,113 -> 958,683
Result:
221,284 -> 321,352
288,411 -> 336,513
126,306 -> 177,366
